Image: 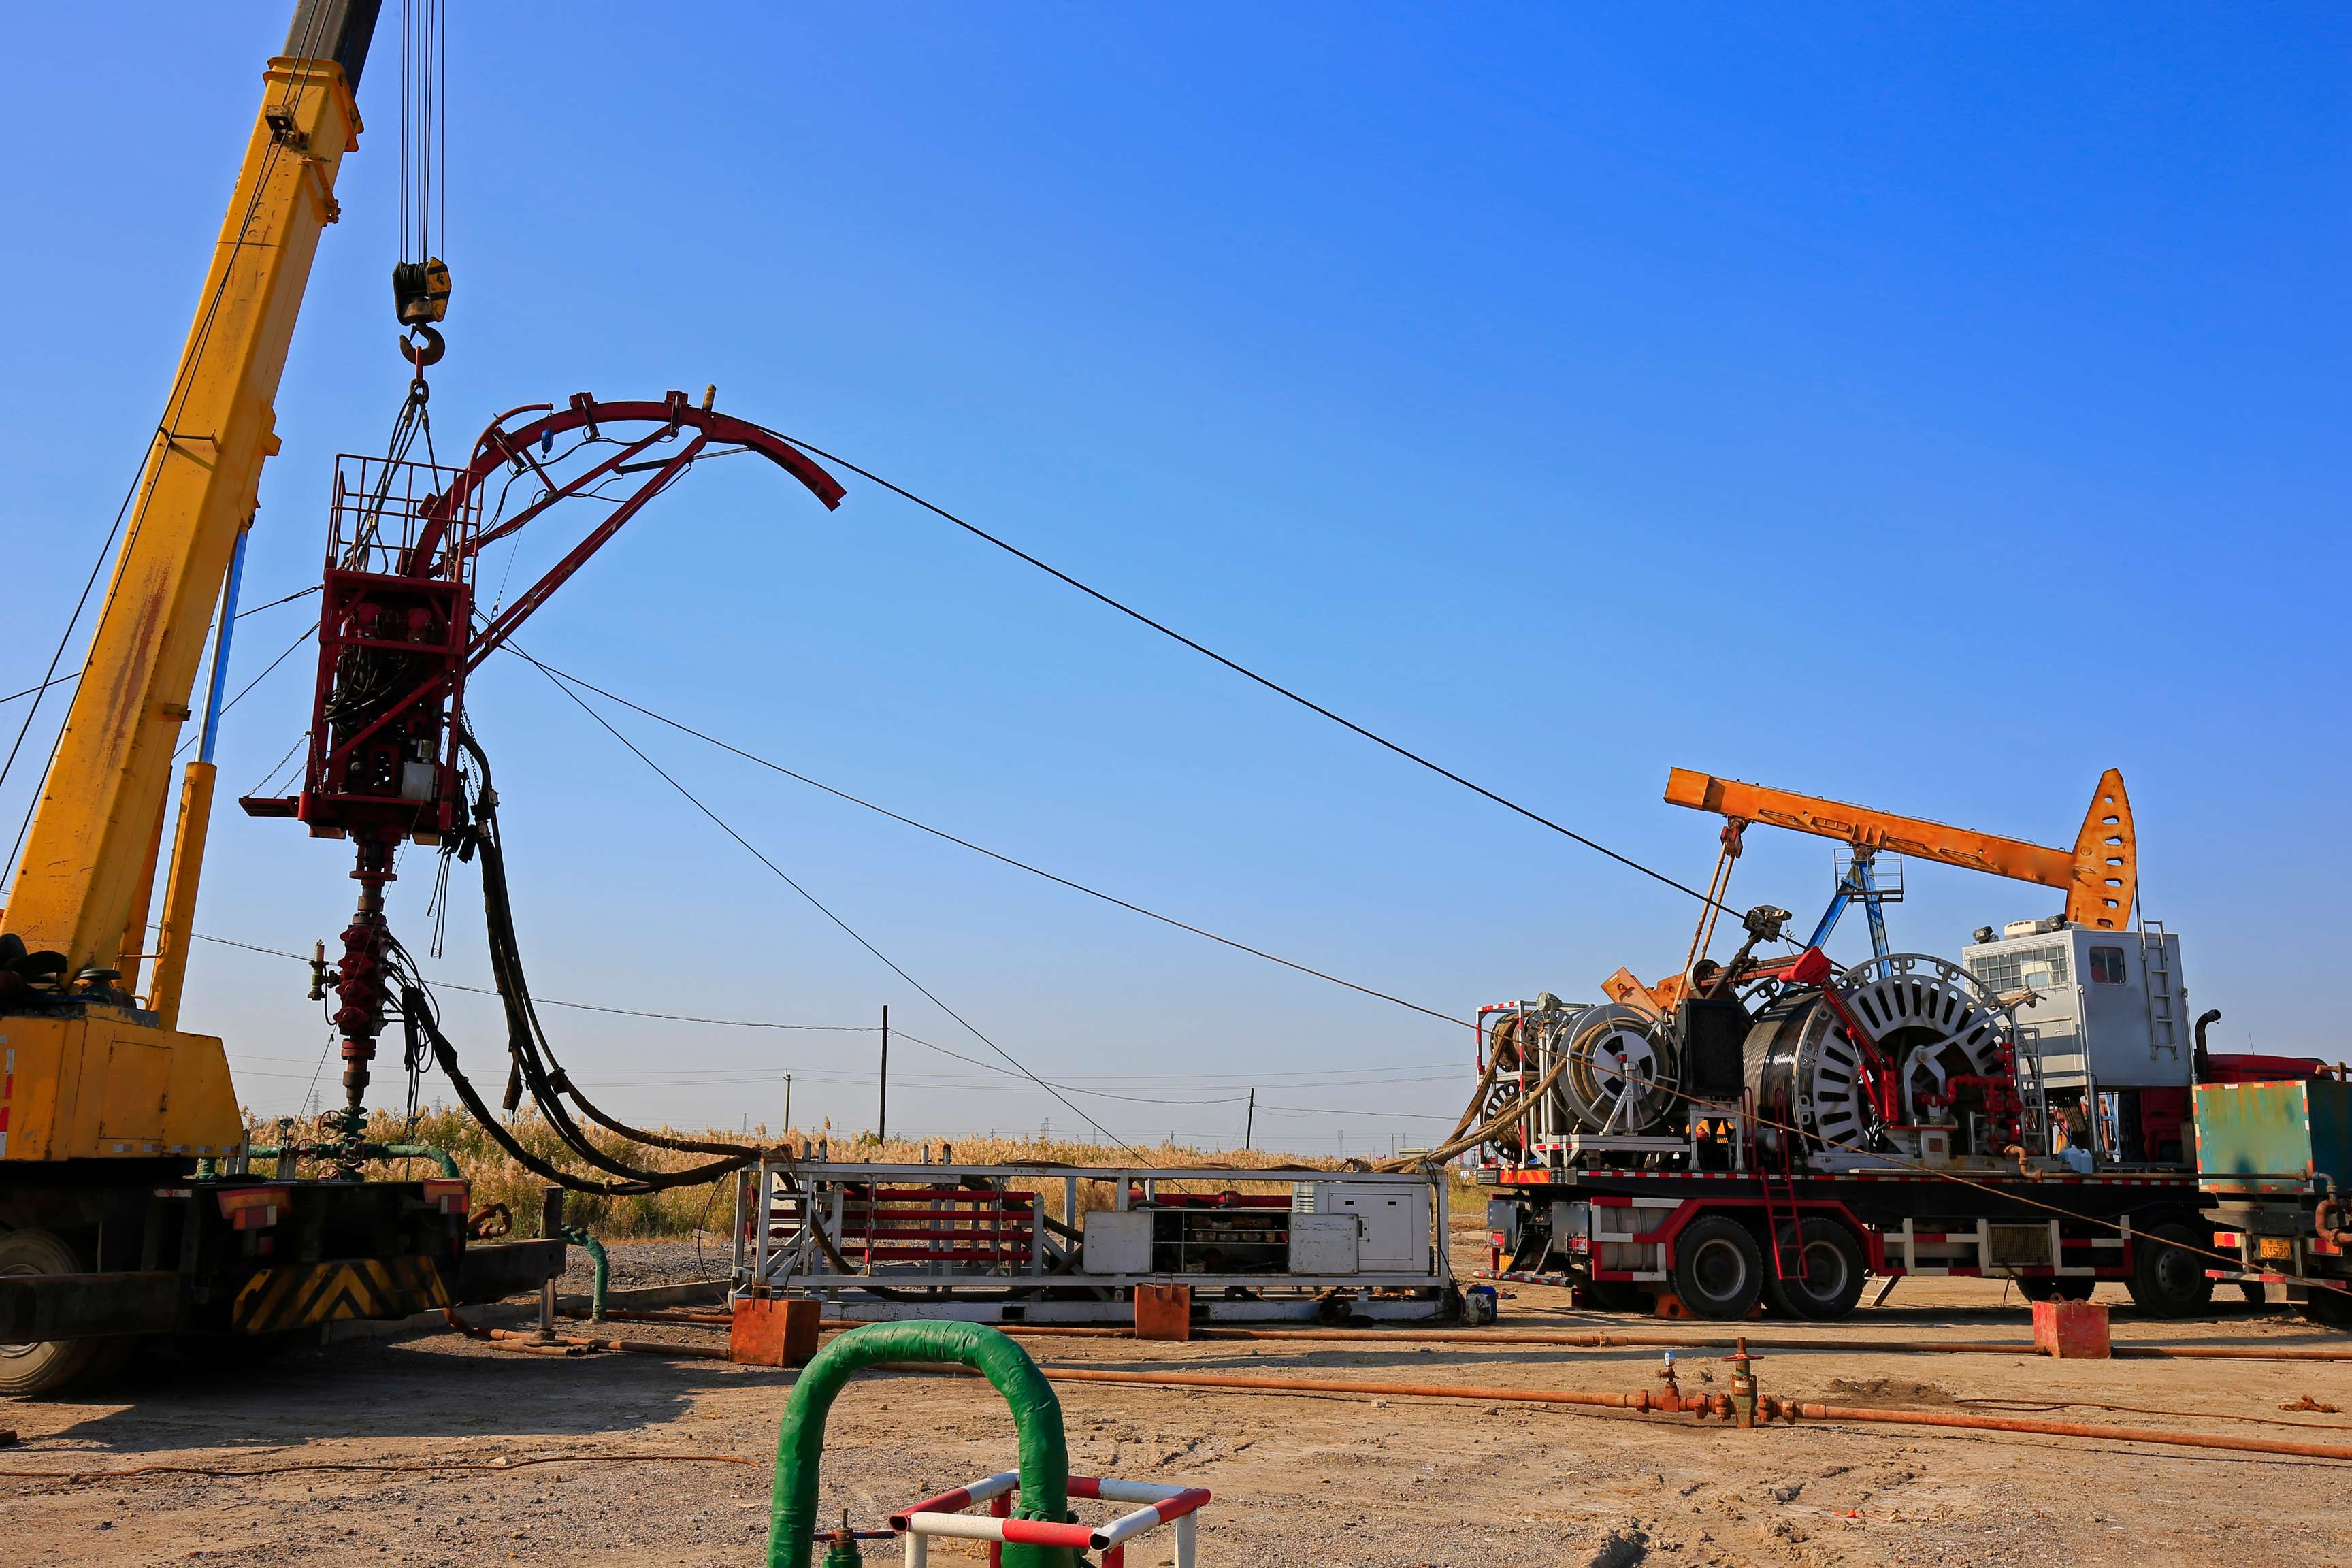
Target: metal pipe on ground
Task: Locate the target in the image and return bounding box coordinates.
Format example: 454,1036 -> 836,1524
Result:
1021,1365 -> 2352,1463
474,1313 -> 2352,1462
588,1309 -> 2352,1362
484,1326 -> 728,1361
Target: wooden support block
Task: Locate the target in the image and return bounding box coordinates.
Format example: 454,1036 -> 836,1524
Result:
1134,1283 -> 1194,1341
2032,1296 -> 2111,1358
731,1296 -> 821,1367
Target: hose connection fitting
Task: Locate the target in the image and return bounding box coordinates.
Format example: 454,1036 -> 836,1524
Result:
1729,1336 -> 1759,1430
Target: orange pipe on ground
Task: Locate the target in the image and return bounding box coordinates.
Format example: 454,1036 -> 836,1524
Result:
486,1326 -> 728,1360
1040,1363 -> 1705,1413
1026,1365 -> 2352,1462
502,1318 -> 2352,1459
1782,1401 -> 2352,1462
601,1309 -> 2352,1362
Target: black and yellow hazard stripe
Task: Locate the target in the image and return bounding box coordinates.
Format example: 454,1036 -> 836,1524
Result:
231,1255 -> 451,1333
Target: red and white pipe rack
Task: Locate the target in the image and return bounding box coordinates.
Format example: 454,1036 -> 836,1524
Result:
888,1471 -> 1211,1567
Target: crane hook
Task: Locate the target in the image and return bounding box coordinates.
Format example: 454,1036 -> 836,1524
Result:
399,324 -> 446,369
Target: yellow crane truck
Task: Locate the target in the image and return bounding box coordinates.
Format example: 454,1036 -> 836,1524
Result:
0,0 -> 560,1394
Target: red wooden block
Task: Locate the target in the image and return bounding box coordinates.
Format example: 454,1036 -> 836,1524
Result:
1134,1283 -> 1194,1341
731,1296 -> 821,1366
2032,1296 -> 2111,1358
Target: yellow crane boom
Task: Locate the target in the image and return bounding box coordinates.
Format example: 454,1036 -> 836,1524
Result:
1662,766 -> 2138,930
1,7 -> 377,1161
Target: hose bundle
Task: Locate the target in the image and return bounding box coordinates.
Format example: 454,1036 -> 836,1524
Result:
399,728 -> 762,1196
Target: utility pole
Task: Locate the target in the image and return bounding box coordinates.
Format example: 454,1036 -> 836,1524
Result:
1243,1088 -> 1255,1150
783,1072 -> 793,1134
877,1004 -> 889,1142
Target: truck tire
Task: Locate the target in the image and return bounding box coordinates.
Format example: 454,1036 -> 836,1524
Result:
0,1229 -> 103,1396
1671,1215 -> 1764,1320
2019,1276 -> 2095,1303
1763,1218 -> 1866,1320
2126,1222 -> 2215,1317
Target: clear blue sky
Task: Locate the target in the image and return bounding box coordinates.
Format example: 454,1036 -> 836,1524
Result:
4,4 -> 2345,1151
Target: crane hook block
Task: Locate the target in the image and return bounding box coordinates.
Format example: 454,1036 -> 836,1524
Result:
393,257 -> 452,326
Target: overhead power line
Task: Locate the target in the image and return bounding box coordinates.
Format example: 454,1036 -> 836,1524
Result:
191,932 -> 877,1032
199,930 -> 1465,1122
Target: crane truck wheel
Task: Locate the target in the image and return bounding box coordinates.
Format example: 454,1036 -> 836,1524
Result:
0,1228 -> 104,1396
1762,1218 -> 1867,1320
2125,1222 -> 2215,1318
2018,1276 -> 2095,1303
1671,1214 -> 1765,1320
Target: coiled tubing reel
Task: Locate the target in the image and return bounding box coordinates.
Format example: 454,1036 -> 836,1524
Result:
1482,1000 -> 1682,1161
1745,951 -> 2041,1169
1557,1003 -> 1680,1135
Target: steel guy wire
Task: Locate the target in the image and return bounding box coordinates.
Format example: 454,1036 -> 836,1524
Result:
172,621 -> 317,765
520,653 -> 1475,1032
517,646 -> 1147,1158
192,931 -> 1463,1101
771,433 -> 1744,917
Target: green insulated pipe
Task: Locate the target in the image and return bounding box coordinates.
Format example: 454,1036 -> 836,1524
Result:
768,1321 -> 1075,1568
246,1142 -> 462,1179
564,1226 -> 608,1320
376,1143 -> 463,1179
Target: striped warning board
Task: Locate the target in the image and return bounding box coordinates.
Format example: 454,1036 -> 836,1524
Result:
231,1256 -> 450,1333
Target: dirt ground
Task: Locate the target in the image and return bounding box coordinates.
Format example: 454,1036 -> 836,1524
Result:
5,1235 -> 2349,1567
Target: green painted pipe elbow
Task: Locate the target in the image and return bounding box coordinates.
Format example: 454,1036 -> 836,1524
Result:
562,1226 -> 608,1320
374,1142 -> 462,1180
768,1321 -> 1075,1568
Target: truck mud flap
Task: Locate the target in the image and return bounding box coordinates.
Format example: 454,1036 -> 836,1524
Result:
232,1256 -> 450,1333
451,1238 -> 568,1304
0,1271 -> 183,1342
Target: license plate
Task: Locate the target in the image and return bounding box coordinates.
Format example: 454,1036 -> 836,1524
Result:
2259,1237 -> 2294,1261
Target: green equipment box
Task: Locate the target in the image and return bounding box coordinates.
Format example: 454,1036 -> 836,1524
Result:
2194,1079 -> 2352,1198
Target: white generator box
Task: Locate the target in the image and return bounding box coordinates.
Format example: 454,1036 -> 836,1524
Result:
1963,925 -> 2190,1092
1081,1209 -> 1154,1274
1296,1181 -> 1430,1273
1287,1213 -> 1360,1273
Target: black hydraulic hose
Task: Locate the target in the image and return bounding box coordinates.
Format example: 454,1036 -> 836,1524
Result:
454,729 -> 755,1169
406,981 -> 750,1195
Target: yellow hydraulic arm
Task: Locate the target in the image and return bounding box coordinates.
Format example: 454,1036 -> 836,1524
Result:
0,5 -> 381,1162
1662,766 -> 2138,930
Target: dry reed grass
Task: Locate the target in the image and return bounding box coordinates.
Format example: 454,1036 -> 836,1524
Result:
242,1107 -> 1470,1239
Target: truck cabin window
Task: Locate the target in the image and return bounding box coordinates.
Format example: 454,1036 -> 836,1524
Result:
2089,946 -> 2127,984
